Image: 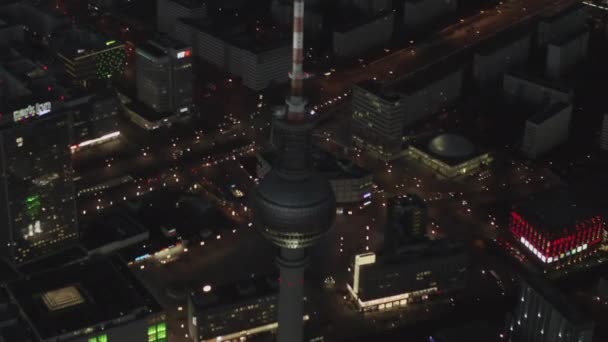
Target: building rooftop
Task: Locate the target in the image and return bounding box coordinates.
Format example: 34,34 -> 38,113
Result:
514,189 -> 598,233
541,2 -> 585,23
79,207 -> 149,252
506,69 -> 572,94
411,132 -> 486,166
7,257 -> 162,340
355,79 -> 401,102
190,275 -> 278,312
334,8 -> 392,33
54,28 -> 123,60
528,102 -> 571,125
476,24 -> 531,56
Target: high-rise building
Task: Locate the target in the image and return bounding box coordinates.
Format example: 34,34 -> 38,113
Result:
55,31 -> 126,88
385,194 -> 427,251
0,107 -> 78,265
249,1 -> 336,341
509,190 -> 604,270
136,36 -> 193,115
347,240 -> 469,313
508,274 -> 594,342
600,114 -> 608,151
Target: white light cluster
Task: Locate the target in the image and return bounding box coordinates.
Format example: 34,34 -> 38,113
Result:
519,237 -> 589,264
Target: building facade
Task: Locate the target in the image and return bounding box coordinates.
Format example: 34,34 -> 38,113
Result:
509,192 -> 604,270
136,38 -> 193,115
57,39 -> 126,89
0,110 -> 78,264
600,113 -> 608,151
385,194 -> 428,249
347,240 -> 469,313
156,0 -> 207,36
188,276 -> 308,342
509,275 -> 594,342
546,29 -> 589,80
522,103 -> 571,159
503,71 -> 574,107
473,32 -> 531,88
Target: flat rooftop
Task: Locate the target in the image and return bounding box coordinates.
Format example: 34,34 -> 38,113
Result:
514,189 -> 598,232
7,257 -> 162,339
190,275 -> 278,312
79,208 -> 148,251
355,79 -> 401,102
476,24 -> 531,56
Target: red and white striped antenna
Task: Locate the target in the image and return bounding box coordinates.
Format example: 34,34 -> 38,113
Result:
286,0 -> 308,122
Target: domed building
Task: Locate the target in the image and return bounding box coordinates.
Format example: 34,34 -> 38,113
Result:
408,133 -> 492,178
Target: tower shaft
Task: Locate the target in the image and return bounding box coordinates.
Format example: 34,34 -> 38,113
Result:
287,0 -> 306,122
276,248 -> 308,342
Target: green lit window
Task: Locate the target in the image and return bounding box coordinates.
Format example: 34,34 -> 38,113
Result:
88,334 -> 108,342
148,322 -> 167,342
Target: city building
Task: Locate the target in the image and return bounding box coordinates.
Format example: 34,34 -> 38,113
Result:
522,102 -> 572,159
156,0 -> 207,36
509,190 -> 605,270
347,240 -> 469,313
508,273 -> 594,342
187,275 -> 309,342
473,28 -> 531,88
503,71 -> 574,107
384,194 -> 428,251
136,36 -> 193,115
407,133 -> 493,178
54,29 -> 126,88
257,147 -> 373,204
352,66 -> 463,161
546,29 -> 589,79
65,89 -> 122,152
0,18 -> 24,46
600,113 -> 608,151
403,0 -> 457,30
537,3 -> 588,49
333,11 -> 394,57
0,103 -> 78,265
351,80 -> 405,160
175,18 -> 291,90
6,257 -> 166,342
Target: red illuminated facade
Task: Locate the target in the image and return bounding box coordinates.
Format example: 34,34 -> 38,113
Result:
509,211 -> 604,268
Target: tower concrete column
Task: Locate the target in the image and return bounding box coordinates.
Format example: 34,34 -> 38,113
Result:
276,248 -> 308,342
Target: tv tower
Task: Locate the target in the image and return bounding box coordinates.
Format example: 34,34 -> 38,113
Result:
249,0 -> 336,341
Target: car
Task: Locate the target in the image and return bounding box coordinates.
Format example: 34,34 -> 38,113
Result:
200,228 -> 213,239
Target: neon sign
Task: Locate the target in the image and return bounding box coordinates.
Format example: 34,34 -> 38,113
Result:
12,102 -> 52,122
176,49 -> 191,59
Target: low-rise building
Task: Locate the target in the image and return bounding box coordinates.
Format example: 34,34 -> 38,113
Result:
347,240 -> 469,313
407,133 -> 492,178
6,257 -> 166,342
187,275 -> 309,342
537,3 -> 588,49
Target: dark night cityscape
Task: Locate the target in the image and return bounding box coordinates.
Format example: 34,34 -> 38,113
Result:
1,0 -> 608,341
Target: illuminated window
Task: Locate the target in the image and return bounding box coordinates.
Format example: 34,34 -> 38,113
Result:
148,322 -> 167,342
88,334 -> 108,342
